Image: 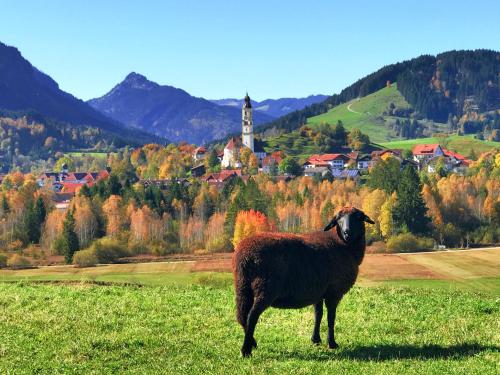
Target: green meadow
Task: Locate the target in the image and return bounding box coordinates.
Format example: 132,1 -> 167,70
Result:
0,250 -> 499,373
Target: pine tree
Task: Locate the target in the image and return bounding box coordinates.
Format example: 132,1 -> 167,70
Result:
1,194 -> 9,217
393,165 -> 431,235
34,196 -> 46,227
62,209 -> 79,264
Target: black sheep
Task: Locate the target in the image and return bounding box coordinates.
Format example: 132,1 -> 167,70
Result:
232,206 -> 374,357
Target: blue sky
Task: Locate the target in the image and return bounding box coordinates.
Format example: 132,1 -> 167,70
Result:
1,0 -> 499,101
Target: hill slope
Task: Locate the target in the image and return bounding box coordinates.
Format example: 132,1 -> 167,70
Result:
0,41 -> 155,144
88,73 -> 274,144
211,95 -> 328,118
307,84 -> 448,143
256,50 -> 499,137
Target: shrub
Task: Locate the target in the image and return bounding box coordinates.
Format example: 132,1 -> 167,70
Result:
7,254 -> 32,269
205,235 -> 232,253
0,253 -> 7,268
92,238 -> 130,263
387,233 -> 434,253
72,249 -> 98,268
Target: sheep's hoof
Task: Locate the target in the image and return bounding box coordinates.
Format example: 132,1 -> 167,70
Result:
241,346 -> 253,357
328,341 -> 339,349
311,336 -> 322,345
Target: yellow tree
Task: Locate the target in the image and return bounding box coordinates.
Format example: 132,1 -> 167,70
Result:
361,189 -> 387,236
102,195 -> 123,237
379,193 -> 396,239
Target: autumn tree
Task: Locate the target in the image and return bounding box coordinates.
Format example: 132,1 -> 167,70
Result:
102,195 -> 123,237
233,210 -> 270,247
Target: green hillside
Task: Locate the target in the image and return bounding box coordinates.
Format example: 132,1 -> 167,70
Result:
380,135 -> 500,156
307,85 -> 447,143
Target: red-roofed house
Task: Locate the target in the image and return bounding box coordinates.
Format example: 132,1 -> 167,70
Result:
261,152 -> 284,174
304,154 -> 350,170
221,137 -> 243,169
202,169 -> 246,188
412,144 -> 444,164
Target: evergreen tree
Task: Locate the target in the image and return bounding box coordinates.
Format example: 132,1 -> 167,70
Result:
61,209 -> 79,264
205,149 -> 219,172
393,165 -> 431,234
367,158 -> 401,193
34,196 -> 46,226
1,194 -> 9,217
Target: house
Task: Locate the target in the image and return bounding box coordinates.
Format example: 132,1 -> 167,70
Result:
425,148 -> 470,174
261,152 -> 284,174
221,137 -> 243,169
412,144 -> 444,164
191,164 -> 206,177
371,149 -> 403,162
201,169 -> 247,188
192,146 -> 207,161
304,154 -> 350,170
356,154 -> 372,170
38,167 -> 110,194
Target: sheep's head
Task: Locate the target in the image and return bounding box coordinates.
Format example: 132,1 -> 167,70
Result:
323,207 -> 374,244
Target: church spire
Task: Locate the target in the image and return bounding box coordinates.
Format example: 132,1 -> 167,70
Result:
242,92 -> 254,152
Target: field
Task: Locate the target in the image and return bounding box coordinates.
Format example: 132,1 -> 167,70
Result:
380,135 -> 499,156
65,151 -> 110,159
1,249 -> 499,373
307,85 -> 418,143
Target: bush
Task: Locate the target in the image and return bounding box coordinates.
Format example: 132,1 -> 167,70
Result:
205,235 -> 232,253
386,233 -> 434,253
72,249 -> 98,268
0,253 -> 7,268
93,238 -> 130,262
7,254 -> 32,269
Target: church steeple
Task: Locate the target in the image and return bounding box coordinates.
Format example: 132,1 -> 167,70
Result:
242,92 -> 254,151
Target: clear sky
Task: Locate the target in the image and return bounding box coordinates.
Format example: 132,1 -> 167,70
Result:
1,0 -> 499,101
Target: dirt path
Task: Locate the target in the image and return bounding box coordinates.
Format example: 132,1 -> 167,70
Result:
346,99 -> 362,114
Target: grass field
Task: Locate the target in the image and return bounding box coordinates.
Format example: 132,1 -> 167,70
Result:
380,134 -> 499,155
65,151 -> 110,159
1,249 -> 499,373
307,85 -> 414,143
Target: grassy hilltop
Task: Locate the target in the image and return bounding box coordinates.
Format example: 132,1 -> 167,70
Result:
307,85 -> 415,143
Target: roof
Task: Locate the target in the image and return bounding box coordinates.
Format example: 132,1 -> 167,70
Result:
193,146 -> 206,155
331,169 -> 360,179
412,144 -> 441,155
202,169 -> 243,183
371,149 -> 402,158
442,148 -> 467,161
307,153 -> 349,164
262,152 -> 283,167
225,137 -> 241,151
304,167 -> 330,173
244,93 -> 252,109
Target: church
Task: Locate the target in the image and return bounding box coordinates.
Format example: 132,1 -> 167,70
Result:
221,93 -> 266,169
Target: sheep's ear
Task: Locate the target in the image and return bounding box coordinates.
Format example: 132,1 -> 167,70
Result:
323,217 -> 338,231
363,214 -> 375,224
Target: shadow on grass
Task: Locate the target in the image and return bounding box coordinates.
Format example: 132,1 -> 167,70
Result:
267,343 -> 498,361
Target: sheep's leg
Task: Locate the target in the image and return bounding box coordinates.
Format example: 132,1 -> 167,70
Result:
311,301 -> 323,344
325,294 -> 343,349
241,298 -> 269,357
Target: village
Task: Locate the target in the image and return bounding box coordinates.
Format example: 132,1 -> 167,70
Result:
34,93 -> 472,206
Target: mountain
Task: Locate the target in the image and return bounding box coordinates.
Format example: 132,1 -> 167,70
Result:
210,95 -> 328,118
256,50 -> 500,138
0,41 -> 156,145
88,73 -> 274,144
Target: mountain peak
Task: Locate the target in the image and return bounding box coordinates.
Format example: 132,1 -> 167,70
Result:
121,72 -> 157,90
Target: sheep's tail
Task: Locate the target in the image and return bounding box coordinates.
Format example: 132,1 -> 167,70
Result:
233,253 -> 254,328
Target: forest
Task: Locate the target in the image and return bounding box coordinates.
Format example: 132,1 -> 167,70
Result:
0,143 -> 498,269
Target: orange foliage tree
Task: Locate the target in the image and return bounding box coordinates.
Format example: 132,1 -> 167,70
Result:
232,210 -> 270,247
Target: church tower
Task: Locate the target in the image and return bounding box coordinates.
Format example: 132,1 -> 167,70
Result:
242,92 -> 254,152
